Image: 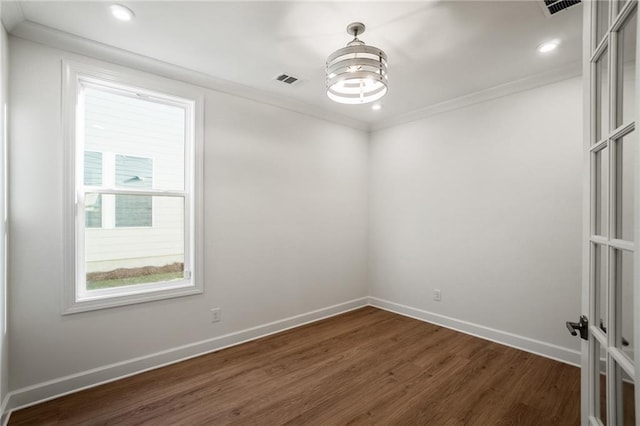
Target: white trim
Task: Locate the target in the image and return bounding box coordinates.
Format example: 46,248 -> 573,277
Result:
367,297 -> 581,366
0,394 -> 9,426
536,0 -> 553,19
633,0 -> 640,417
8,20 -> 584,134
588,416 -> 603,426
1,297 -> 587,418
582,1 -> 595,422
3,297 -> 368,415
371,60 -> 582,132
10,21 -> 368,132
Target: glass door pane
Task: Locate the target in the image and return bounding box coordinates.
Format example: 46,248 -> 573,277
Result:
615,133 -> 635,241
617,0 -> 630,16
595,147 -> 609,236
616,9 -> 636,127
601,374 -> 608,424
596,244 -> 609,333
597,49 -> 610,142
622,375 -> 636,425
599,340 -> 608,423
614,249 -> 634,361
597,0 -> 611,46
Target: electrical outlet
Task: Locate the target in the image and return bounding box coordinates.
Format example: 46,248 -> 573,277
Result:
434,289 -> 441,302
210,308 -> 221,323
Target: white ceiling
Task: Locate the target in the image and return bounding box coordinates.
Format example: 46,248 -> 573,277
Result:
4,1 -> 583,128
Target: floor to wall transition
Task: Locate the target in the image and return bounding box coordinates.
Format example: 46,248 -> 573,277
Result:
9,307 -> 591,425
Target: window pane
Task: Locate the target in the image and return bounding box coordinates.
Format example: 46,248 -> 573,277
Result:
615,133 -> 635,241
83,87 -> 185,191
116,194 -> 152,227
85,195 -> 185,290
617,9 -> 636,127
616,249 -> 634,361
595,147 -> 609,236
596,48 -> 610,142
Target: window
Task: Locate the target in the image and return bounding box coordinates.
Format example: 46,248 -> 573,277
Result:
63,61 -> 203,313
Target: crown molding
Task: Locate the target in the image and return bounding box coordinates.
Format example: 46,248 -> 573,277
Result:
1,1 -> 26,33
8,19 -> 582,135
370,60 -> 582,132
9,20 -> 369,131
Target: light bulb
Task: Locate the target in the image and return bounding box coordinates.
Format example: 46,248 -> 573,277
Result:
110,4 -> 135,21
537,39 -> 560,53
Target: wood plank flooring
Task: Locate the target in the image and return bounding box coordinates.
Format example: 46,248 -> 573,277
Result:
10,307 -> 582,425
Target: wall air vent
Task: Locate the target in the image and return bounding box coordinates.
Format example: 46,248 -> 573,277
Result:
275,74 -> 299,85
540,0 -> 581,17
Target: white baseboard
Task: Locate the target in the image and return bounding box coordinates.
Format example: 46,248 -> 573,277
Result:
3,297 -> 368,416
367,296 -> 581,367
1,394 -> 9,426
3,296 -> 581,421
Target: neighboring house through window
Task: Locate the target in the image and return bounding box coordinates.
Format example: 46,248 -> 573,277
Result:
115,154 -> 153,227
84,152 -> 154,228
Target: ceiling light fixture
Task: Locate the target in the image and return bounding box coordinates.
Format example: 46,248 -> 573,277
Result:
537,39 -> 560,53
326,22 -> 388,105
372,104 -> 381,111
110,4 -> 135,22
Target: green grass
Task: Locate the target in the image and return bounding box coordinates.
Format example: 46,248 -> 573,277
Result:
87,271 -> 183,290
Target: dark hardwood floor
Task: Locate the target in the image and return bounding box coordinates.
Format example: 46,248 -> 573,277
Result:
10,307 -> 582,425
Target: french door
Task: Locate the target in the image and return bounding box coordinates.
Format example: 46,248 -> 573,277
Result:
583,0 -> 639,424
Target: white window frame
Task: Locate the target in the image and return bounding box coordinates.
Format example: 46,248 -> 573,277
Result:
62,60 -> 204,314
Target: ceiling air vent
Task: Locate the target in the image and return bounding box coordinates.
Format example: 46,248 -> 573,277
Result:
275,74 -> 299,85
540,0 -> 581,17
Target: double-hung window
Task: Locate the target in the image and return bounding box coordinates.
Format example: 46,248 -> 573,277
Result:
63,61 -> 203,313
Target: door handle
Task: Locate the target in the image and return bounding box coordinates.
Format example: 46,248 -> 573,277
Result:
566,315 -> 589,340
599,320 -> 629,347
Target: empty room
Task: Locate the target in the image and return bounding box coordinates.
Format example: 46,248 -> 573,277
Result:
0,0 -> 638,424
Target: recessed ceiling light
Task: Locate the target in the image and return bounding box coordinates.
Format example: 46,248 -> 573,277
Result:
537,39 -> 560,53
372,104 -> 382,111
110,4 -> 135,22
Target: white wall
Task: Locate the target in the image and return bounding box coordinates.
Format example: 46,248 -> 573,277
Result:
0,13 -> 8,413
8,37 -> 368,391
369,77 -> 583,353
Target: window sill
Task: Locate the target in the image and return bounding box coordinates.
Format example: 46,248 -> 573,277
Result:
63,282 -> 203,315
